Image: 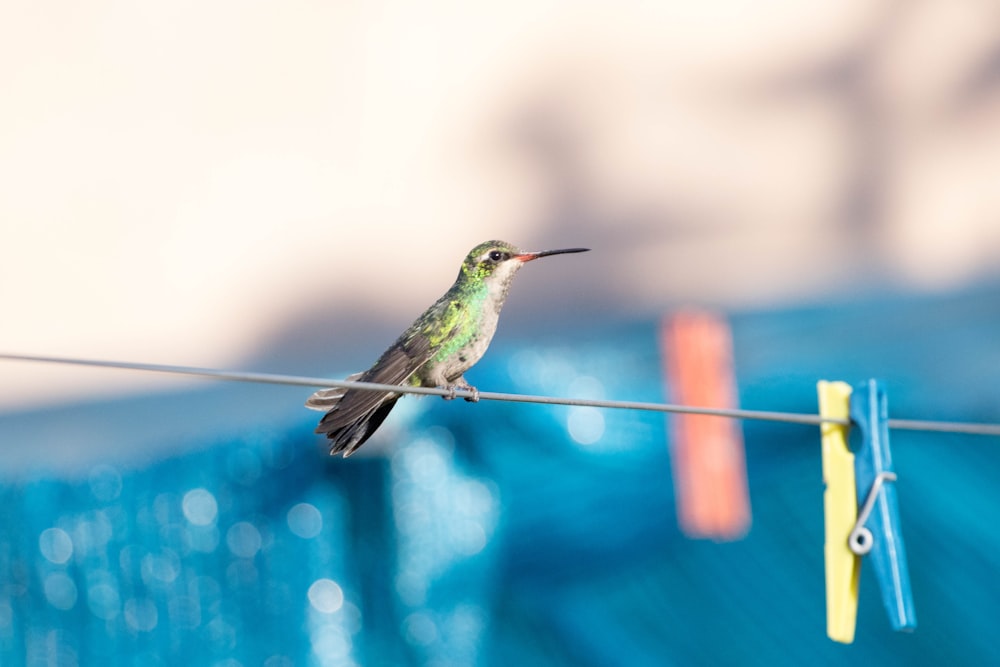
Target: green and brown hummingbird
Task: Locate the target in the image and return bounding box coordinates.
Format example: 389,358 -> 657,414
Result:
305,240 -> 589,457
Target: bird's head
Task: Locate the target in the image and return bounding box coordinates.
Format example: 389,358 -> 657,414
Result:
457,240 -> 589,299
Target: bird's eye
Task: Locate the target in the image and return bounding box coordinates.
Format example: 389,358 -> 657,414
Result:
488,250 -> 505,261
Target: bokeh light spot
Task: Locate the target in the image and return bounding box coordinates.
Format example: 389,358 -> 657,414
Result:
141,548 -> 181,585
308,578 -> 344,614
124,597 -> 159,632
182,488 -> 218,526
185,524 -> 221,553
226,522 -> 262,559
39,527 -> 74,564
403,612 -> 437,646
286,503 -> 323,539
451,519 -> 488,556
567,406 -> 605,444
43,572 -> 77,610
567,375 -> 606,400
311,630 -> 352,662
86,582 -> 121,620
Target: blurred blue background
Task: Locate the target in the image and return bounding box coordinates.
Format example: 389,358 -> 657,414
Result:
2,287 -> 999,666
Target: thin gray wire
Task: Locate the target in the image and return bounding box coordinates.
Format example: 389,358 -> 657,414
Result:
2,352 -> 1000,436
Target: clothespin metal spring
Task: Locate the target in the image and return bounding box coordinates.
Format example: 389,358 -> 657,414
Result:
848,471 -> 898,555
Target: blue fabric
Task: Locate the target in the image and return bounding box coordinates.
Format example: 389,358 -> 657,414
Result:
2,288 -> 999,666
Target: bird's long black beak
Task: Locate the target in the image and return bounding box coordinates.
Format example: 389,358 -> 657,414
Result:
516,247 -> 590,262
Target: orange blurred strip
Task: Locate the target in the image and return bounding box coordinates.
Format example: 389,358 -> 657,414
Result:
661,310 -> 751,540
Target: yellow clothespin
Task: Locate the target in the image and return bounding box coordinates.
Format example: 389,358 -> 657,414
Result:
817,381 -> 860,643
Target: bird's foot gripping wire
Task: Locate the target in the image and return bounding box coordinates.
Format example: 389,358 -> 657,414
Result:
440,384 -> 480,403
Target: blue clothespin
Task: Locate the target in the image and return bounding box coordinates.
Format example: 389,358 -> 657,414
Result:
849,379 -> 917,632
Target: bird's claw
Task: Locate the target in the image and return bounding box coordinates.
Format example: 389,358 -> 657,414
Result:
439,384 -> 479,402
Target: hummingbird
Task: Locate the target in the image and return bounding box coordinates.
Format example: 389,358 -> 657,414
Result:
305,240 -> 589,457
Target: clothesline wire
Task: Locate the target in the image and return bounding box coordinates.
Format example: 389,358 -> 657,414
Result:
2,352 -> 999,437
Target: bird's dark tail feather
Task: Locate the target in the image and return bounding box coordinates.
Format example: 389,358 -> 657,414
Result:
317,395 -> 400,458
304,372 -> 364,411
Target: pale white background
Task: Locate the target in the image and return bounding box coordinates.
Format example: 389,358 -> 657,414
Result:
3,0 -> 1000,412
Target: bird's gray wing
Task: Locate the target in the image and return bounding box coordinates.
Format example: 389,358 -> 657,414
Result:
309,333 -> 434,434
